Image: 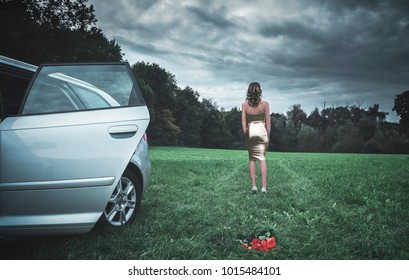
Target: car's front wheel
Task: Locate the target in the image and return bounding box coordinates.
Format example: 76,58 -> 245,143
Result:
97,168 -> 141,228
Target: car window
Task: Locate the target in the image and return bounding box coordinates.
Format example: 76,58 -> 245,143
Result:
22,64 -> 144,114
22,81 -> 78,114
0,56 -> 36,118
73,86 -> 111,109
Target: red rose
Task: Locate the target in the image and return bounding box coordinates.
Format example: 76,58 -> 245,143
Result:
251,238 -> 261,246
266,237 -> 276,249
242,234 -> 276,252
255,243 -> 263,251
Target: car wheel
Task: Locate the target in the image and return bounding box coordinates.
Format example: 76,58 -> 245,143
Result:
97,168 -> 142,228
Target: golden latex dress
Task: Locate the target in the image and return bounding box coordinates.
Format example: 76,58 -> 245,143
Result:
246,113 -> 268,161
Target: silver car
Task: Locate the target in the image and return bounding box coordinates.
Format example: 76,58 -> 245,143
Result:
0,56 -> 151,236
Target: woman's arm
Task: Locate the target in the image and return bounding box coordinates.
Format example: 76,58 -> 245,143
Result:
265,102 -> 271,137
241,102 -> 247,136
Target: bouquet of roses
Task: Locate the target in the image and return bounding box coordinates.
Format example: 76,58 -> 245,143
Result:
239,229 -> 277,253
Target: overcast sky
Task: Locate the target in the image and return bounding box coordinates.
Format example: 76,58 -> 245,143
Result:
89,0 -> 409,122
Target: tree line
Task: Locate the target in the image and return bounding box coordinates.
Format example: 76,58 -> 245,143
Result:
133,62 -> 409,154
2,0 -> 408,153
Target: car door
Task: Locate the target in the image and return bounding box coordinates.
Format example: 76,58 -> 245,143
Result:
0,63 -> 149,224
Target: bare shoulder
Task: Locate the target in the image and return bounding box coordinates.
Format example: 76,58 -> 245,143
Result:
242,101 -> 249,110
261,100 -> 270,108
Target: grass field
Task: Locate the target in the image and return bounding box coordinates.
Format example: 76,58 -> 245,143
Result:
1,147 -> 409,259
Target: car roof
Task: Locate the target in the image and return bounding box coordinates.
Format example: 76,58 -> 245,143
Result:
0,55 -> 37,72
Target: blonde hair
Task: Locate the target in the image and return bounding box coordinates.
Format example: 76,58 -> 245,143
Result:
246,82 -> 262,106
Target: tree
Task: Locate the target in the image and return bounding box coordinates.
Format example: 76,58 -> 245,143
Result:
322,126 -> 338,152
132,62 -> 180,145
149,109 -> 180,146
287,104 -> 307,133
356,116 -> 377,142
200,99 -> 232,149
173,86 -> 200,124
135,77 -> 156,121
307,107 -> 322,130
284,104 -> 307,150
174,87 -> 204,147
224,107 -> 245,149
180,106 -> 205,147
334,106 -> 350,126
374,124 -> 409,154
297,125 -> 322,152
37,0 -> 97,32
368,104 -> 388,123
334,122 -> 364,153
0,0 -> 123,64
132,62 -> 177,111
393,90 -> 409,128
321,107 -> 336,130
350,105 -> 366,123
270,113 -> 288,151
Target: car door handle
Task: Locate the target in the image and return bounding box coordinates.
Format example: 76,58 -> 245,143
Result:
108,125 -> 138,139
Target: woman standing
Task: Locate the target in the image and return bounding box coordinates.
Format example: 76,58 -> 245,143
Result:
241,82 -> 271,193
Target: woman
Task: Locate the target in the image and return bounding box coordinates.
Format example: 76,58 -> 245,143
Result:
241,82 -> 271,193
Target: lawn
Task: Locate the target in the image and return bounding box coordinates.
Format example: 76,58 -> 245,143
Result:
1,147 -> 408,259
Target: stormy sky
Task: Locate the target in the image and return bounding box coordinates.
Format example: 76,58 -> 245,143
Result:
89,0 -> 409,122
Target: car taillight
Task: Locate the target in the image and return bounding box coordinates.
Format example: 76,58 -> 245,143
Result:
143,133 -> 148,144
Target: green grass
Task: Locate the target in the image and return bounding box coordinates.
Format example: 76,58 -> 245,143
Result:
1,147 -> 409,259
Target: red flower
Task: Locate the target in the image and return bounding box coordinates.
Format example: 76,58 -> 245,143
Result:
242,234 -> 277,252
251,238 -> 261,246
266,237 -> 276,249
255,243 -> 263,251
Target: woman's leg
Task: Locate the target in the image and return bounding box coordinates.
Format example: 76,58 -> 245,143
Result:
260,159 -> 267,189
249,160 -> 257,187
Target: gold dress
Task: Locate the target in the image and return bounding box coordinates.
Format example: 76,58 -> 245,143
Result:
246,113 -> 268,161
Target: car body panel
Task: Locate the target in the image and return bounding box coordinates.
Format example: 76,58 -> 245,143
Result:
0,107 -> 149,183
0,58 -> 151,236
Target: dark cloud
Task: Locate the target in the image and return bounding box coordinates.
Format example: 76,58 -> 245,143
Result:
89,0 -> 409,121
254,1 -> 409,115
186,6 -> 235,29
259,4 -> 409,77
133,0 -> 160,10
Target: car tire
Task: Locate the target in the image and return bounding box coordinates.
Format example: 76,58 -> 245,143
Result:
96,168 -> 142,229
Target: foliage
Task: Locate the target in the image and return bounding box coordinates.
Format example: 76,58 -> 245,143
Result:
270,113 -> 288,151
1,147 -> 408,260
119,28 -> 405,153
393,90 -> 409,129
200,99 -> 233,149
131,62 -> 180,145
0,0 -> 123,64
148,109 -> 180,146
274,104 -> 408,154
174,87 -> 204,147
287,104 -> 307,133
131,62 -> 237,148
297,125 -> 322,152
224,107 -> 245,149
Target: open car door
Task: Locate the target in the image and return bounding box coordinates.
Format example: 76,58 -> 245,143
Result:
0,63 -> 150,234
